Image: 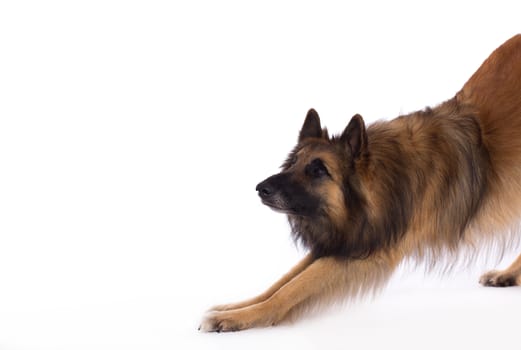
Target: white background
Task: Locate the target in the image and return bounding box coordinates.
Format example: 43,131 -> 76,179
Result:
1,1 -> 520,349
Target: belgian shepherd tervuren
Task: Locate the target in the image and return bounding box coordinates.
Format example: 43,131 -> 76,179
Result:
200,34 -> 521,332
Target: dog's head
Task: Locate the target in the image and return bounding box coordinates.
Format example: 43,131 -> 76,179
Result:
256,109 -> 367,218
256,109 -> 371,257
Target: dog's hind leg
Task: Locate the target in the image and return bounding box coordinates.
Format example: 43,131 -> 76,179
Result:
480,254 -> 521,287
208,253 -> 314,312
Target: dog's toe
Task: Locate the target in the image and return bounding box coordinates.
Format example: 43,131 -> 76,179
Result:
199,311 -> 245,333
199,311 -> 220,333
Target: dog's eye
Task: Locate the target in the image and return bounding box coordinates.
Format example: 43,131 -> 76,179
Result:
305,158 -> 330,179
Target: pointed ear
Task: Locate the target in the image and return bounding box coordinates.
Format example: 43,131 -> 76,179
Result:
299,109 -> 322,142
340,114 -> 367,158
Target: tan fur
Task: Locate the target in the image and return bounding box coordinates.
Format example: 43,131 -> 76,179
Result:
318,153 -> 348,227
200,250 -> 401,332
208,254 -> 314,313
200,35 -> 521,332
458,36 -> 521,229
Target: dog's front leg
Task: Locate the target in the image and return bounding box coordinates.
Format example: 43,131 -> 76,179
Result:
208,253 -> 314,312
199,252 -> 398,332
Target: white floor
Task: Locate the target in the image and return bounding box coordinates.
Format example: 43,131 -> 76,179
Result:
1,2 -> 520,349
0,247 -> 519,350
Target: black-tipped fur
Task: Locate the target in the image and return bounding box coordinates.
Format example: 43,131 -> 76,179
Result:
258,100 -> 490,259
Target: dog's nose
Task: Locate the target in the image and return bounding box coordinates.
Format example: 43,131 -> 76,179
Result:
256,182 -> 273,199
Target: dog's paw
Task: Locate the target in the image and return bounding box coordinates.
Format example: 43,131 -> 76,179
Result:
198,310 -> 246,333
479,270 -> 519,287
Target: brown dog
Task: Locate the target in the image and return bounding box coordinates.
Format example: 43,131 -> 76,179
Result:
200,35 -> 521,332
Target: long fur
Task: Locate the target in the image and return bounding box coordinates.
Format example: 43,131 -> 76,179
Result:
200,34 -> 521,332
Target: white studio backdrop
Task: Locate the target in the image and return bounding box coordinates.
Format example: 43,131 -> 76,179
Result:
0,1 -> 520,349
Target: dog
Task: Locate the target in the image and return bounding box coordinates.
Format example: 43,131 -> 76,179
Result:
199,34 -> 521,332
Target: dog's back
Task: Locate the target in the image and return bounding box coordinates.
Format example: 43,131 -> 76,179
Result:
456,35 -> 521,242
459,35 -> 521,168
459,34 -> 521,129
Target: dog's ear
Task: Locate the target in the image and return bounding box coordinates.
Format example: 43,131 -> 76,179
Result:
299,109 -> 322,142
340,114 -> 367,159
